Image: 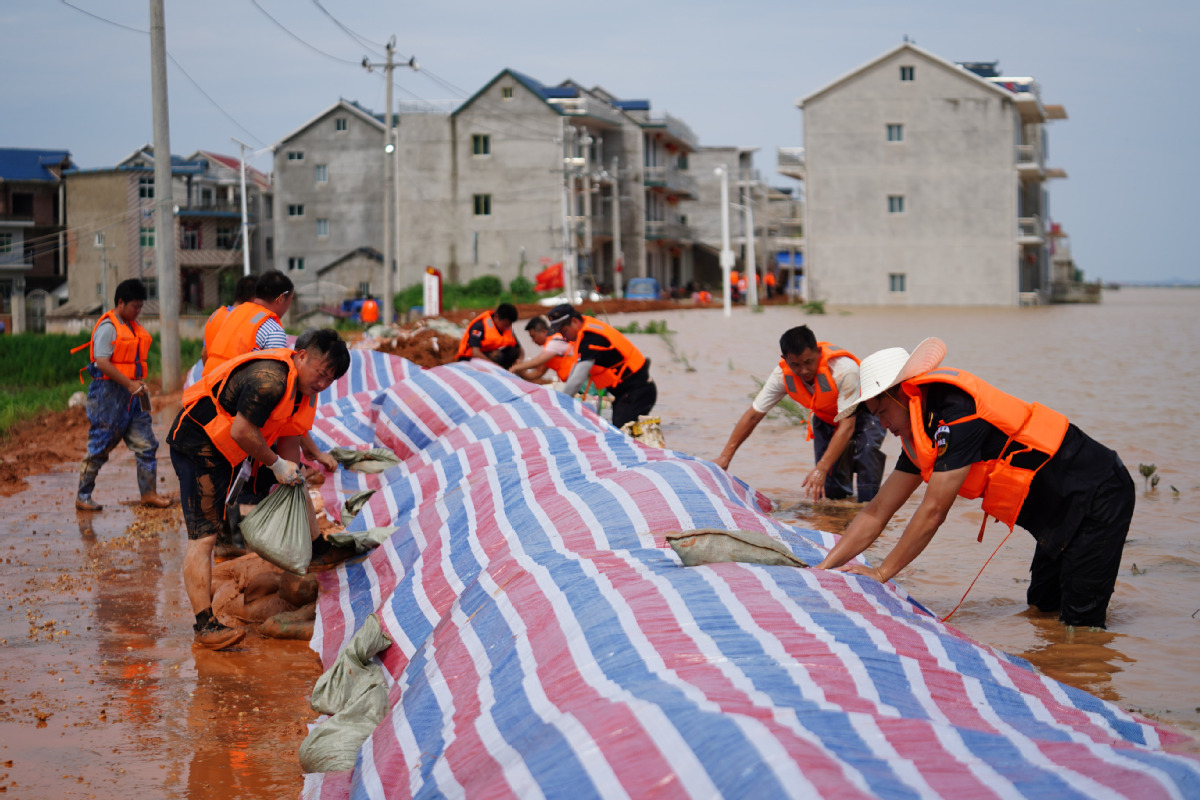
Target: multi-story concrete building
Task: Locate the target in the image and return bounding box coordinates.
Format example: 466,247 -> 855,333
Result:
0,148 -> 73,332
273,70 -> 702,301
795,42 -> 1067,306
61,146 -> 272,319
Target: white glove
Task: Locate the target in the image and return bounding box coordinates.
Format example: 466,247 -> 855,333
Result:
269,456 -> 303,485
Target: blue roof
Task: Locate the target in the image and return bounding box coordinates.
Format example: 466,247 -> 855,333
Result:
508,70 -> 580,101
613,99 -> 650,111
0,148 -> 73,182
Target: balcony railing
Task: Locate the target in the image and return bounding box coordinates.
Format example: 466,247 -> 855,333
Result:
0,247 -> 27,268
645,220 -> 693,241
643,113 -> 700,151
643,166 -> 698,199
550,97 -> 626,127
778,147 -> 805,168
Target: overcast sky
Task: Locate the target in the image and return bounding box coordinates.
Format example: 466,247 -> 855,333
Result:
3,0 -> 1196,282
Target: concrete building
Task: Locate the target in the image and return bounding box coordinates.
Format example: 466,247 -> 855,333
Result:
795,42 -> 1067,306
0,148 -> 74,333
273,71 -> 702,302
60,145 -> 272,319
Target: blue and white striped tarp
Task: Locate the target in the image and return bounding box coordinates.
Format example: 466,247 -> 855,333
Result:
295,356 -> 1200,799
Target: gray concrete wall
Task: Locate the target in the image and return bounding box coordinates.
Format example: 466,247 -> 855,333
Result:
395,113 -> 454,291
806,49 -> 1020,306
273,107 -> 384,287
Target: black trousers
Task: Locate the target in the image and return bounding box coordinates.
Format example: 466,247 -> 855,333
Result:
610,366 -> 657,429
1027,459 -> 1135,628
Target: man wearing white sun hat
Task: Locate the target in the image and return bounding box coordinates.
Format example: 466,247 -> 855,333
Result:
815,338 -> 1135,629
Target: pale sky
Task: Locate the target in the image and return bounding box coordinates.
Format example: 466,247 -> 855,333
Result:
3,0 -> 1196,283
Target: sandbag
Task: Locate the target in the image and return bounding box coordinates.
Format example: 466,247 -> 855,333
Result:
341,489 -> 377,523
666,528 -> 809,568
326,525 -> 397,554
328,446 -> 403,474
240,484 -> 312,575
298,613 -> 393,772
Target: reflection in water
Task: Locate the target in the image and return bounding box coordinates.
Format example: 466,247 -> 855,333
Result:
1016,612 -> 1133,703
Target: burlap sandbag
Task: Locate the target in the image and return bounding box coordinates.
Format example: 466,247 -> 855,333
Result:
666,528 -> 808,568
328,446 -> 403,474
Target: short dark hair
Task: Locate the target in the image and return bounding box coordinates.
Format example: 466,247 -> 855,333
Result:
779,325 -> 818,358
114,279 -> 147,306
495,303 -> 518,322
525,316 -> 548,333
294,328 -> 350,379
234,275 -> 258,303
255,270 -> 293,300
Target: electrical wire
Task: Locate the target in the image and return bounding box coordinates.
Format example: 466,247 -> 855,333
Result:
310,0 -> 387,56
247,0 -> 362,66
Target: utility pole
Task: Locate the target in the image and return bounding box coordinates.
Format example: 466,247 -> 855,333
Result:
149,0 -> 181,391
560,120 -> 575,303
581,128 -> 593,292
611,156 -> 623,299
743,178 -> 759,309
231,137 -> 266,278
715,165 -> 734,318
94,233 -> 112,312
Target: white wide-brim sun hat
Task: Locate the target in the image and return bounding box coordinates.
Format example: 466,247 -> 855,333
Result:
835,337 -> 947,422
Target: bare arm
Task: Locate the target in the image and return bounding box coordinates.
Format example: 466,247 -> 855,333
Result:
93,355 -> 145,396
230,413 -> 281,468
300,432 -> 338,471
510,349 -> 555,377
823,466 -> 969,583
715,406 -> 767,470
802,415 -> 856,500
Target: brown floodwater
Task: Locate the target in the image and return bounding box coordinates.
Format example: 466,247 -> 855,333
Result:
1,287 -> 1195,798
584,286 -> 1200,743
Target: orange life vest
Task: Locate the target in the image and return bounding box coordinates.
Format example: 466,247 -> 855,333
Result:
204,302 -> 281,376
730,270 -> 739,286
899,368 -> 1069,534
577,316 -> 646,390
546,332 -> 578,382
360,299 -> 379,324
455,310 -> 517,360
203,305 -> 232,355
764,273 -> 776,287
779,342 -> 859,437
174,349 -> 315,466
70,309 -> 152,385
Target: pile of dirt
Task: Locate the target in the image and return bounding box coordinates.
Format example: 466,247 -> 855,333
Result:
0,405 -> 90,497
374,326 -> 461,368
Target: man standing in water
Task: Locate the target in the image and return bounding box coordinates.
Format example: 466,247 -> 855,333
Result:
816,338 -> 1135,628
715,326 -> 885,502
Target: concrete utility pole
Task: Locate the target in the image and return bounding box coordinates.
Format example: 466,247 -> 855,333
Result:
611,157 -> 623,299
150,0 -> 181,391
94,233 -> 112,312
560,120 -> 575,303
743,180 -> 759,309
581,128 -> 593,292
363,41 -> 418,325
715,165 -> 734,318
232,137 -> 263,277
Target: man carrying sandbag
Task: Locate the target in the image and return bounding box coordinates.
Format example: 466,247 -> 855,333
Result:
167,329 -> 351,650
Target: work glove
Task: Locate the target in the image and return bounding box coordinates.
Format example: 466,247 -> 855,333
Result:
269,456 -> 303,486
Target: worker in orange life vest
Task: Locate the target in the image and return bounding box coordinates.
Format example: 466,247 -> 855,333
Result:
200,275 -> 257,364
455,303 -> 523,368
546,303 -> 656,429
509,315 -> 577,385
72,279 -> 173,512
716,326 -> 885,502
816,338 -> 1135,629
167,328 -> 352,649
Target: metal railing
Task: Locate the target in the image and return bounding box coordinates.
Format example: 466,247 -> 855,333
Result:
777,147 -> 805,168
645,219 -> 692,241
643,166 -> 699,198
1018,216 -> 1043,240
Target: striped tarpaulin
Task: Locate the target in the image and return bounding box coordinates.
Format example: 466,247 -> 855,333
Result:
300,357 -> 1200,799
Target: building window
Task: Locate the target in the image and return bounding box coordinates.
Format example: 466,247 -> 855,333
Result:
0,233 -> 11,253
216,225 -> 237,249
358,281 -> 371,297
181,222 -> 201,250
889,273 -> 907,292
143,277 -> 158,299
887,124 -> 904,142
288,204 -> 305,218
317,218 -> 329,237
501,86 -> 514,99
900,65 -> 915,81
287,151 -> 304,161
315,164 -> 328,183
335,117 -> 347,132
140,226 -> 155,247
288,257 -> 305,271
139,176 -> 154,199
265,236 -> 273,259
473,194 -> 492,216
472,134 -> 491,156
888,195 -> 905,213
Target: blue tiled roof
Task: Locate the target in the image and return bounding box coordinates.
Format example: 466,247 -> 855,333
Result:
613,99 -> 650,111
0,148 -> 73,181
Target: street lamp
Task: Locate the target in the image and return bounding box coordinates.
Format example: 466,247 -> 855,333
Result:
232,137 -> 273,277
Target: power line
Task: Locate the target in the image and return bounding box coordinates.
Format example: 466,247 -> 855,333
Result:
310,0 -> 387,56
248,0 -> 361,66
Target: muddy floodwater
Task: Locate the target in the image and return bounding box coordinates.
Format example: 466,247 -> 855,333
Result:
1,287 -> 1196,797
